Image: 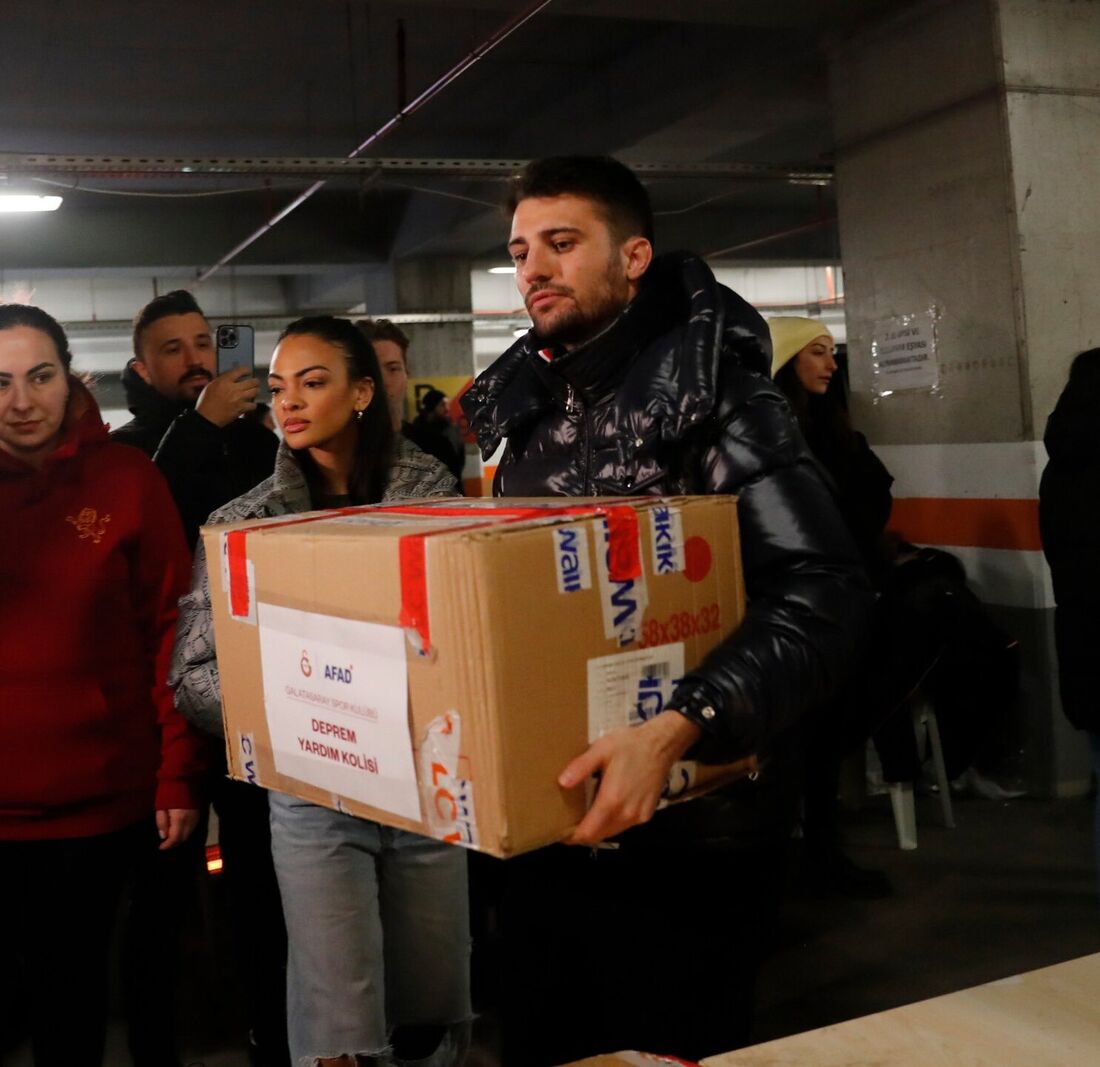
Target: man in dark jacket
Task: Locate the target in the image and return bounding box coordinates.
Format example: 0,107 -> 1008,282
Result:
112,289 -> 277,547
1040,346 -> 1100,896
111,290 -> 287,1067
462,156 -> 872,1062
357,316 -> 468,486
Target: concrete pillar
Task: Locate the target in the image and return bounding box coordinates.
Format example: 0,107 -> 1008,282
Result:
829,0 -> 1100,795
395,256 -> 475,380
395,256 -> 478,489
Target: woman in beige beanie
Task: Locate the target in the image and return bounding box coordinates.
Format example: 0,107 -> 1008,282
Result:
768,316 -> 838,398
768,315 -> 896,898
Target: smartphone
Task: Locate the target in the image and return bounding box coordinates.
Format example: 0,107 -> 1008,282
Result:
215,324 -> 255,378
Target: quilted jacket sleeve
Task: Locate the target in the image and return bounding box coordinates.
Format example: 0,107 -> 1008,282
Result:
670,371 -> 875,763
169,536 -> 226,737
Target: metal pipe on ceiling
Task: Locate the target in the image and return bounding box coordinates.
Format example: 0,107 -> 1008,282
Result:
195,0 -> 556,283
706,216 -> 837,259
62,310 -> 529,334
0,153 -> 834,184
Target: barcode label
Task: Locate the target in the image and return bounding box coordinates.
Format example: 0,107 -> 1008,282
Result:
587,644 -> 686,741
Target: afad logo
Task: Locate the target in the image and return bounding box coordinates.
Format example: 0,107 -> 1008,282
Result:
299,650 -> 353,684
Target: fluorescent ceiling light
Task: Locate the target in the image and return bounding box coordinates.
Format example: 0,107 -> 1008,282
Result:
488,266 -> 516,274
0,195 -> 63,213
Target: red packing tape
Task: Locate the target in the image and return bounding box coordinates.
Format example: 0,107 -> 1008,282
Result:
224,500 -> 645,650
227,530 -> 252,619
397,534 -> 429,651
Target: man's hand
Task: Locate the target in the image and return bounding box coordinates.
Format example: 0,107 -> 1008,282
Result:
559,711 -> 703,846
156,808 -> 201,850
195,369 -> 259,427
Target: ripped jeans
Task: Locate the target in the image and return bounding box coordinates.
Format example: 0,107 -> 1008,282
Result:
269,792 -> 472,1066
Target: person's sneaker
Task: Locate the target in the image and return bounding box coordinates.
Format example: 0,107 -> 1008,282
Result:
950,767 -> 1027,800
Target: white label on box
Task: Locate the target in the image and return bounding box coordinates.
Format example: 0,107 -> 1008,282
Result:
595,518 -> 649,646
552,525 -> 592,594
419,711 -> 478,847
256,602 -> 420,820
649,505 -> 685,575
586,643 -> 686,742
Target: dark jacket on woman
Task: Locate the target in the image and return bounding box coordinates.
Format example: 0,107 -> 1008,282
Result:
110,362 -> 278,549
1040,373 -> 1100,733
800,408 -> 893,586
462,252 -> 873,785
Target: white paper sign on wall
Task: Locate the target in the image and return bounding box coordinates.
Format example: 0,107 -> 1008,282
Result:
871,309 -> 940,396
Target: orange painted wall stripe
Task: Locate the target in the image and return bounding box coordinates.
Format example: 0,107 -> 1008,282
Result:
888,497 -> 1041,552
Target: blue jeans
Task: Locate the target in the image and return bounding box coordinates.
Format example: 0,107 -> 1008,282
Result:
269,792 -> 472,1066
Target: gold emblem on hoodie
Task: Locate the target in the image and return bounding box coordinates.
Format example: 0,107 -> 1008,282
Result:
66,508 -> 111,544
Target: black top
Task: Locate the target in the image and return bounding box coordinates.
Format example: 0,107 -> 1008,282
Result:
1040,371 -> 1100,732
110,362 -> 278,548
463,252 -> 873,771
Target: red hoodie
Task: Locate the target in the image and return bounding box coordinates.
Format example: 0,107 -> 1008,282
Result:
0,381 -> 205,839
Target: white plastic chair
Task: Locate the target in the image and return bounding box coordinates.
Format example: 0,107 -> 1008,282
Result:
886,692 -> 956,850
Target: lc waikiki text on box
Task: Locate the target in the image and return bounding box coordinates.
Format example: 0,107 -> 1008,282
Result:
205,496 -> 753,858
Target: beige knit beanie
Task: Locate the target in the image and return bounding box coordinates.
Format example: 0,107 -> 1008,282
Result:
768,317 -> 834,378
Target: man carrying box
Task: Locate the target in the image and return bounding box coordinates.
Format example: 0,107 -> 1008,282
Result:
462,156 -> 873,1062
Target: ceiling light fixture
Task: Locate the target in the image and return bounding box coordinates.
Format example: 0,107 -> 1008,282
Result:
0,194 -> 62,213
488,266 -> 516,274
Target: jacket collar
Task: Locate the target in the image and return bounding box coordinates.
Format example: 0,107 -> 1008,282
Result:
121,359 -> 190,429
463,252 -> 768,457
269,441 -> 313,510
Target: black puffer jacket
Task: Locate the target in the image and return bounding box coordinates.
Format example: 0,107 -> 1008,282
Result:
110,362 -> 278,549
1040,366 -> 1100,732
463,253 -> 873,769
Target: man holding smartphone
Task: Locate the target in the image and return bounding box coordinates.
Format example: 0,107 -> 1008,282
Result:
111,289 -> 287,1067
113,288 -> 277,547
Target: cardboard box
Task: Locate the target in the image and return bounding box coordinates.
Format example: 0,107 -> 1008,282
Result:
557,1056 -> 699,1067
206,496 -> 750,858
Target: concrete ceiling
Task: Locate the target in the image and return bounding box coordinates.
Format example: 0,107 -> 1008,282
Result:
0,0 -> 910,286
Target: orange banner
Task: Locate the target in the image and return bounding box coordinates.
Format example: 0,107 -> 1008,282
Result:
888,497 -> 1041,552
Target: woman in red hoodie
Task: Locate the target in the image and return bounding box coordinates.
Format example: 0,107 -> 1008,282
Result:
0,304 -> 205,1067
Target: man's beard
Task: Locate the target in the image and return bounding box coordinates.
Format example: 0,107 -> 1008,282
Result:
532,302 -> 622,349
178,368 -> 212,405
529,260 -> 631,349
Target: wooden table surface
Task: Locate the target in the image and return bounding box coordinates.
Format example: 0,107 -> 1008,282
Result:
702,953 -> 1100,1067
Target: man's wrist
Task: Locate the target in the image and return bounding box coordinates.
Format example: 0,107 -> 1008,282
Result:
193,402 -> 229,429
654,708 -> 703,761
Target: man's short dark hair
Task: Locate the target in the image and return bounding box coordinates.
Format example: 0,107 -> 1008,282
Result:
506,156 -> 655,245
355,318 -> 410,364
132,289 -> 207,359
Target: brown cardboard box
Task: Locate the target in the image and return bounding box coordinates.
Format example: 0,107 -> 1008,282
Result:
205,496 -> 749,858
557,1055 -> 699,1066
